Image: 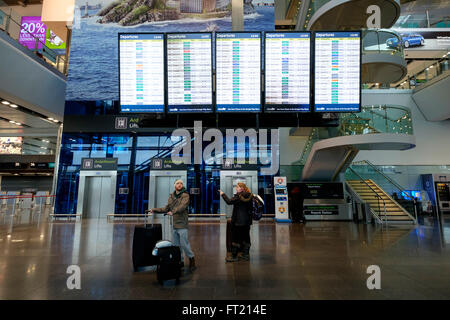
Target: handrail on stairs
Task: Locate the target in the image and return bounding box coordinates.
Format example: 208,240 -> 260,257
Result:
347,167 -> 387,224
357,160 -> 418,224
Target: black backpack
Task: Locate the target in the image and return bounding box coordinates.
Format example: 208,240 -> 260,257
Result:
251,194 -> 264,221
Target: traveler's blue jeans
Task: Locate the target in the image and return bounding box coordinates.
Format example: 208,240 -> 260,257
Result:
173,228 -> 194,259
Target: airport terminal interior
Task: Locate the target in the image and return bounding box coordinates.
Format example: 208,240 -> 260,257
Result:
0,0 -> 450,300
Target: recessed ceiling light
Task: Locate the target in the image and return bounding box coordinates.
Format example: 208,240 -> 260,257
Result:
10,104 -> 18,108
2,101 -> 10,105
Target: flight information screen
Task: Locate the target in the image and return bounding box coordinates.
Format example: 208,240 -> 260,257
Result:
119,33 -> 165,113
314,31 -> 361,112
265,32 -> 311,112
167,33 -> 213,113
216,32 -> 261,112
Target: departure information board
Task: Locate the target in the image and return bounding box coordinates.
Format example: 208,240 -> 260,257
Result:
265,32 -> 311,112
167,33 -> 213,112
119,33 -> 165,113
216,32 -> 261,112
314,31 -> 361,112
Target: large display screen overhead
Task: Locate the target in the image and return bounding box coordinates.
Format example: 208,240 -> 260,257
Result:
314,31 -> 361,112
167,33 -> 213,113
119,33 -> 165,113
215,32 -> 261,112
265,32 -> 311,112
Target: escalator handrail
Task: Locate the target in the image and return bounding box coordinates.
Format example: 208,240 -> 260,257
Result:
347,166 -> 387,223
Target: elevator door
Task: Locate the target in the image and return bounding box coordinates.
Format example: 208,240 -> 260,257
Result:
83,176 -> 113,218
221,175 -> 255,217
154,175 -> 182,208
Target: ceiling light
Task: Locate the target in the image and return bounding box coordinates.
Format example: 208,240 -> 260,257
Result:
52,119 -> 59,123
430,65 -> 434,68
2,101 -> 10,105
10,104 -> 18,108
40,147 -> 46,149
9,120 -> 15,123
48,117 -> 54,121
15,123 -> 21,126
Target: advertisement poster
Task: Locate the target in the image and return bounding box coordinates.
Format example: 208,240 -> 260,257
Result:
18,16 -> 47,50
45,29 -> 66,50
66,0 -> 274,101
0,137 -> 23,154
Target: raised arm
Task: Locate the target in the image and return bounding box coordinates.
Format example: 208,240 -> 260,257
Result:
150,197 -> 171,213
222,193 -> 239,205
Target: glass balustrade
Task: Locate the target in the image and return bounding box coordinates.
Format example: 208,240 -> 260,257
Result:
0,3 -> 68,75
362,29 -> 405,59
297,105 -> 413,164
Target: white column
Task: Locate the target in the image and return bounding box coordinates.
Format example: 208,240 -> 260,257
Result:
232,0 -> 244,31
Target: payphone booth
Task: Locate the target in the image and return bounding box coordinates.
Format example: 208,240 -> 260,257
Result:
422,174 -> 450,215
76,158 -> 118,219
219,162 -> 258,219
148,159 -> 187,210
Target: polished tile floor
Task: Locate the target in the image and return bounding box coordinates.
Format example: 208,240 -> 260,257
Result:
0,210 -> 449,300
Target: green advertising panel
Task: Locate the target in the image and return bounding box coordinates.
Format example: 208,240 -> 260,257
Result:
45,29 -> 66,49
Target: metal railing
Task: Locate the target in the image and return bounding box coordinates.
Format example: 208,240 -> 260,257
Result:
0,194 -> 56,227
0,6 -> 68,75
347,167 -> 387,224
354,160 -> 418,223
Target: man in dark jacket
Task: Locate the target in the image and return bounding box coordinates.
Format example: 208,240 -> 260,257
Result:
219,182 -> 253,262
149,179 -> 196,271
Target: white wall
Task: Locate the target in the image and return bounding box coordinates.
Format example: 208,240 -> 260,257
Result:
278,127 -> 308,165
279,89 -> 450,166
355,89 -> 450,165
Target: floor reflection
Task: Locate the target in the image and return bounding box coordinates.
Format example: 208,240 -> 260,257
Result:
0,216 -> 449,300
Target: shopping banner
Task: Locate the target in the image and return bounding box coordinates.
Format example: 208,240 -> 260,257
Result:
18,16 -> 47,50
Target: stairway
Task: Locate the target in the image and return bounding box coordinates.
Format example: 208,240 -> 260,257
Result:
347,179 -> 416,224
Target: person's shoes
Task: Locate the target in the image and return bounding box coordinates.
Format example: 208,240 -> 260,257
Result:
189,257 -> 197,272
239,242 -> 250,261
226,254 -> 238,262
226,246 -> 239,262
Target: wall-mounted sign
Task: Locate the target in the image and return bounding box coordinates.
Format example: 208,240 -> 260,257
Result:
304,205 -> 339,215
221,159 -> 258,171
288,182 -> 344,199
45,29 -> 66,50
190,188 -> 200,195
19,16 -> 47,50
151,158 -> 187,170
81,158 -> 118,171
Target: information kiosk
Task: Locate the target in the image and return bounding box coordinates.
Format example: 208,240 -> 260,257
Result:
274,176 -> 291,223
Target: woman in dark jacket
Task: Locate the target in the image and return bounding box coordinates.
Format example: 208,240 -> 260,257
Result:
219,182 -> 253,262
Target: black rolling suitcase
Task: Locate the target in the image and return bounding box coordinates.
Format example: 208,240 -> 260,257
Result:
132,223 -> 162,271
156,245 -> 182,284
